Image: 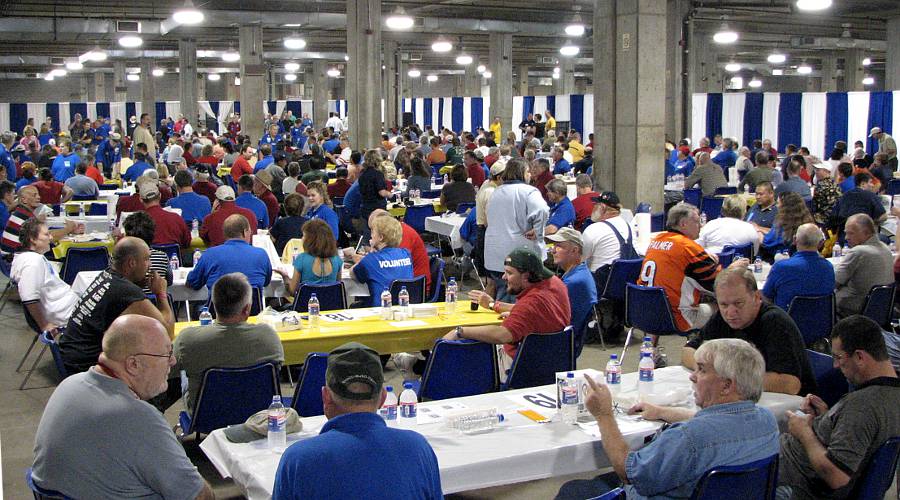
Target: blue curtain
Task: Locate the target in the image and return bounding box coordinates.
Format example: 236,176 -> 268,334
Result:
742,93 -> 763,147
285,100 -> 302,117
451,97 -> 464,133
471,97 -> 483,133
266,101 -> 277,116
411,98 -> 417,122
208,101 -> 220,133
569,94 -> 584,134
825,92 -> 848,156
437,99 -> 444,131
705,93 -> 723,140
96,102 -> 110,119
69,103 -> 88,123
233,100 -> 241,115
155,102 -> 166,126
867,91 -> 893,154
46,103 -> 60,134
523,96 -> 535,119
423,98 -> 432,127
125,102 -> 137,123
546,95 -> 556,117
777,93 -> 802,151
9,104 -> 27,134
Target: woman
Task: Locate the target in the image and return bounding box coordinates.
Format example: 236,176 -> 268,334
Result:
760,191 -> 814,261
20,127 -> 39,150
195,144 -> 218,168
393,148 -> 412,178
280,219 -> 343,297
405,157 -> 432,198
440,164 -> 476,212
358,149 -> 392,230
270,193 -> 308,256
37,123 -> 54,146
11,218 -> 80,333
696,194 -> 759,255
305,181 -> 340,239
351,215 -> 413,306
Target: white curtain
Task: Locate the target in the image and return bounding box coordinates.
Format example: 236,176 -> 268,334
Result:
442,97 -> 453,131
431,98 -> 440,130
463,97 -> 472,132
275,100 -> 287,118
801,93 -> 827,158
165,101 -> 181,120
533,96 -> 547,119
58,102 -> 70,134
87,102 -> 98,121
216,101 -> 233,133
198,100 -> 216,125
762,93 -> 781,151
415,98 -> 425,127
134,102 -> 142,122
691,94 -> 707,147
512,96 -> 524,140
721,93 -> 745,146
893,91 -> 900,139
300,100 -> 313,119
26,103 -> 45,130
0,103 -> 9,133
583,93 -> 595,136
555,94 -> 571,124
847,92 -> 870,147
109,102 -> 127,130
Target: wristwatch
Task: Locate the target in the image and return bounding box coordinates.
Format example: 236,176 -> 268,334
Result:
456,326 -> 464,339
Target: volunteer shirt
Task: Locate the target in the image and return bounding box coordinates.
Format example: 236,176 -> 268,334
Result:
235,192 -> 270,229
306,204 -> 340,239
51,153 -> 79,182
501,275 -> 571,358
95,139 -> 121,173
352,247 -> 414,306
166,191 -> 212,226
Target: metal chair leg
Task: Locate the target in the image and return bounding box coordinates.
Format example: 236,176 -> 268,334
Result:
592,305 -> 606,350
620,327 -> 635,364
19,344 -> 49,390
16,332 -> 41,372
0,281 -> 11,315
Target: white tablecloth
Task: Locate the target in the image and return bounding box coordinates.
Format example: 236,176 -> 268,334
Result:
425,214 -> 466,250
46,215 -> 114,234
200,366 -> 801,499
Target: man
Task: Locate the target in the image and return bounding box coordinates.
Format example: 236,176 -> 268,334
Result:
557,338 -> 779,500
581,191 -> 634,273
530,157 -> 554,201
870,126 -> 898,170
166,170 -> 212,226
50,141 -> 79,182
140,181 -> 191,248
166,137 -> 185,168
235,174 -> 270,229
133,113 -> 156,158
95,132 -> 122,178
830,172 -> 887,238
33,168 -> 73,204
464,150 -> 486,188
188,213 -> 271,291
835,213 -> 894,317
32,315 -> 213,499
327,137 -> 353,166
0,184 -> 80,255
567,132 -> 586,163
175,273 -> 283,412
253,144 -> 274,174
712,137 -> 737,169
444,248 -> 570,378
570,174 -> 598,229
252,170 -> 280,227
545,178 -> 575,235
763,223 -> 835,311
426,137 -> 446,165
682,267 -> 816,396
61,237 -> 175,373
739,151 -> 777,192
778,315 -> 900,500
63,161 -> 99,198
273,342 -> 441,499
0,131 -> 17,181
775,157 -> 812,201
547,227 -> 597,356
836,162 -> 855,193
192,165 -> 218,203
869,152 -> 893,188
474,161 -> 503,284
0,180 -> 14,231
369,209 -> 431,291
812,163 -> 842,226
551,146 -> 571,175
684,152 -> 728,196
328,166 -> 352,199
266,151 -> 289,200
116,177 -> 151,220
325,112 -> 344,134
745,181 -> 778,235
199,186 -> 258,247
489,116 -> 502,143
123,148 -> 155,182
230,144 -> 255,182
692,136 -> 713,156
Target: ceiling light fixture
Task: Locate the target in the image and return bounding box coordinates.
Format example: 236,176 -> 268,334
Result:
283,35 -> 306,50
234,77 -> 241,85
553,66 -> 560,73
427,74 -> 438,82
118,35 -> 143,48
767,52 -> 787,64
327,68 -> 341,77
65,61 -> 83,71
126,74 -> 140,81
49,68 -> 67,77
408,69 -> 421,78
862,76 -> 875,85
172,0 -> 204,25
456,53 -> 473,65
483,71 -> 492,79
221,51 -> 240,62
152,68 -> 165,77
772,69 -> 784,75
83,49 -> 107,62
283,23 -> 302,28
713,23 -> 739,44
725,62 -> 742,72
862,57 -> 872,66
385,6 -> 414,30
730,76 -> 744,89
284,62 -> 300,72
431,39 -> 453,53
284,73 -> 297,81
796,64 -> 812,74
565,14 -> 585,37
552,72 -> 560,80
796,0 -> 832,11
43,74 -> 54,81
207,73 -> 221,81
559,44 -> 579,56
477,64 -> 486,73
748,78 -> 762,88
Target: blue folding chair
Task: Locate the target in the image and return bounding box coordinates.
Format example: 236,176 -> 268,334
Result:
683,188 -> 702,208
427,256 -> 445,303
722,242 -> 753,260
25,467 -> 72,500
587,488 -> 626,500
849,436 -> 900,499
20,308 -> 69,390
690,454 -> 779,500
634,202 -> 652,214
700,196 -> 724,220
403,204 -> 435,234
502,326 -> 574,390
713,186 -> 738,196
60,246 -> 109,285
152,243 -> 181,264
71,194 -> 98,201
288,353 -> 329,417
177,362 -> 281,438
650,212 -> 666,232
332,196 -> 344,207
99,183 -> 118,190
293,282 -> 347,312
390,276 -> 427,305
421,189 -> 442,199
887,179 -> 900,196
716,249 -> 735,269
806,349 -> 849,408
419,339 -> 498,401
622,283 -> 685,361
592,258 -> 644,350
788,294 -> 836,346
456,202 -> 475,214
862,283 -> 896,329
87,203 -> 107,216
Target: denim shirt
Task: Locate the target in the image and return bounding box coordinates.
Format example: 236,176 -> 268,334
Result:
625,400 -> 780,499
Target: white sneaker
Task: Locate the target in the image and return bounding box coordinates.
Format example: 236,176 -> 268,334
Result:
392,353 -> 418,372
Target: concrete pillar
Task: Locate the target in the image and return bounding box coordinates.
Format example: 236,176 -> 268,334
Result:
383,40 -> 398,129
887,17 -> 900,91
455,76 -> 466,97
820,54 -> 838,93
113,61 -> 127,102
312,60 -> 329,128
574,78 -> 588,94
93,72 -> 105,102
346,0 -> 383,148
303,69 -> 314,99
593,0 -> 616,191
516,65 -> 529,96
79,74 -> 90,102
399,61 -> 412,99
613,0 -> 667,210
239,25 -> 265,144
666,0 -> 690,142
140,59 -> 155,124
199,75 -> 209,102
555,58 -> 575,94
842,49 -> 864,92
226,75 -> 239,101
178,38 -> 199,124
464,63 -> 480,96
489,33 -> 513,135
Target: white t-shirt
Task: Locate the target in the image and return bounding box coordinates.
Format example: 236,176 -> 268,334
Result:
11,251 -> 80,326
582,215 -> 632,272
696,217 -> 759,255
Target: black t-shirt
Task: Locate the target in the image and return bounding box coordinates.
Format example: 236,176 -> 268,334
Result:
440,181 -> 476,212
358,166 -> 388,213
685,302 -> 817,396
271,215 -> 308,255
60,270 -> 147,372
833,188 -> 886,229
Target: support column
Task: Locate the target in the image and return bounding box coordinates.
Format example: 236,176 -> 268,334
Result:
516,65 -> 529,96
303,69 -> 314,99
842,49 -> 864,92
93,72 -> 106,102
455,76 -> 466,97
399,61 -> 412,99
113,61 -> 127,102
346,0 -> 383,148
613,0 -> 666,210
555,58 -> 575,94
383,41 -> 398,129
820,54 -> 838,93
178,38 -> 199,124
574,78 -> 588,94
79,74 -> 90,102
887,17 -> 900,91
666,0 -> 690,142
489,33 -> 513,136
239,25 -> 265,144
199,74 -> 209,102
226,75 -> 239,101
312,60 -> 329,129
140,58 -> 155,124
464,62 -> 480,96
594,0 -> 616,191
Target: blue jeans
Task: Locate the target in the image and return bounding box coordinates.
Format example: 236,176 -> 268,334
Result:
555,471 -> 621,500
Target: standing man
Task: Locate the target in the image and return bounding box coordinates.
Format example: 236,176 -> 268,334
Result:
490,116 -> 502,143
95,132 -> 122,179
870,126 -> 898,170
325,112 -> 344,133
133,113 -> 157,159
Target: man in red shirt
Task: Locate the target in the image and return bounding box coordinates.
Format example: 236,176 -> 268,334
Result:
34,168 -> 73,204
230,144 -> 255,183
140,182 -> 191,248
83,153 -> 105,185
191,165 -> 217,203
199,185 -> 258,247
115,181 -> 148,221
252,169 -> 280,226
571,174 -> 599,229
327,166 -> 352,200
464,151 -> 486,188
529,158 -> 555,201
370,209 -> 431,292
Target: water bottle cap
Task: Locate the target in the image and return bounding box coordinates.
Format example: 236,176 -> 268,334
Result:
200,306 -> 208,312
642,352 -> 651,357
610,354 -> 618,359
401,286 -> 407,291
310,293 -> 317,298
497,414 -> 505,422
566,372 -> 574,378
385,385 -> 393,392
403,382 -> 413,389
272,395 -> 281,402
643,336 -> 651,341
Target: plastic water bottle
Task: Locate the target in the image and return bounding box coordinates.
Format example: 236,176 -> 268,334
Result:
443,173 -> 449,184
640,336 -> 654,360
308,293 -> 320,328
774,250 -> 789,262
832,244 -> 842,258
267,395 -> 286,450
753,255 -> 763,274
379,386 -> 398,421
560,372 -> 579,424
447,408 -> 505,434
398,286 -> 410,317
380,290 -> 393,320
193,249 -> 202,267
108,218 -> 116,234
191,218 -> 199,237
446,277 -> 458,314
198,306 -> 213,326
638,352 -> 655,398
605,354 -> 622,390
169,254 -> 180,272
399,382 -> 417,419
700,212 -> 708,225
78,203 -> 85,217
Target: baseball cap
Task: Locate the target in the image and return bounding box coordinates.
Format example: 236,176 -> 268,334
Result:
813,162 -> 831,171
504,247 -> 555,280
109,132 -> 121,141
255,170 -> 273,188
869,127 -> 883,137
215,185 -> 236,201
490,159 -> 506,176
546,227 -> 583,247
591,191 -> 621,209
678,145 -> 691,154
223,407 -> 303,443
326,342 -> 384,401
139,182 -> 160,200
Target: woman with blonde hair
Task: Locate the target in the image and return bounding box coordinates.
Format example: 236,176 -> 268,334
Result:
305,181 -> 340,239
351,215 -> 413,306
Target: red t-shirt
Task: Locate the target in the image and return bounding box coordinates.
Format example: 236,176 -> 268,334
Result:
231,156 -> 253,182
467,163 -> 486,188
501,276 -> 571,357
199,201 -> 258,247
294,182 -> 308,196
328,179 -> 351,199
572,191 -> 599,228
258,189 -> 280,226
400,222 -> 431,291
116,193 -> 144,220
34,180 -> 65,204
192,181 -> 217,203
145,204 -> 192,247
533,170 -> 554,201
85,165 -> 104,185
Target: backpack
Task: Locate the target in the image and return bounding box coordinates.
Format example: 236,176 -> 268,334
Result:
601,220 -> 640,259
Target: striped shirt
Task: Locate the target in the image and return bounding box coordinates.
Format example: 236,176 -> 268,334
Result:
1,205 -> 35,256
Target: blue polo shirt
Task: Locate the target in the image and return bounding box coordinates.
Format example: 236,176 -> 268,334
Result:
745,204 -> 778,229
185,239 -> 272,291
15,176 -> 36,191
290,126 -> 305,147
562,262 -> 598,356
166,191 -> 212,225
712,149 -> 737,169
51,153 -> 79,182
235,192 -> 270,229
273,412 -> 442,500
553,158 -> 572,175
839,177 -> 855,193
323,138 -> 340,154
95,140 -> 121,173
122,161 -> 154,183
343,181 -> 361,218
253,155 -> 274,174
0,203 -> 8,232
353,247 -> 413,306
0,144 -> 14,182
548,197 -> 575,229
762,250 -> 835,311
306,204 -> 340,239
259,134 -> 281,147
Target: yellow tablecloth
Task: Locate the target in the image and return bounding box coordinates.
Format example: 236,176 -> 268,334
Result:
388,201 -> 445,217
173,304 -> 502,365
53,236 -> 207,259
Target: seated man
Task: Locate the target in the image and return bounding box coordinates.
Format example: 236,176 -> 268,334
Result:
443,248 -> 570,378
122,210 -> 174,295
557,338 -> 779,500
61,237 -> 175,374
63,161 -> 99,198
188,213 -> 271,292
174,273 -> 283,413
775,157 -> 812,201
139,180 -> 192,248
682,267 -> 816,396
31,315 -> 213,500
235,174 -> 270,229
684,152 -> 727,196
696,194 -> 759,255
829,172 -> 886,238
547,227 -> 597,356
545,178 -> 575,235
274,342 -> 442,498
778,315 -> 900,500
835,213 -> 894,317
199,186 -> 258,247
745,181 -> 778,237
762,223 -> 835,310
166,170 -> 212,226
582,191 -> 634,272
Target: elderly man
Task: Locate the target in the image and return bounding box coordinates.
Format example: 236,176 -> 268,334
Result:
530,157 -> 555,201
582,191 -> 635,273
548,227 -> 597,357
445,248 -> 570,378
571,174 -> 599,229
61,237 -> 175,374
683,267 -> 816,396
174,273 -> 283,413
697,194 -> 759,255
140,180 -> 191,248
0,184 -> 81,255
552,146 -> 572,175
199,185 -> 258,247
712,137 -> 737,169
740,152 -> 781,193
835,213 -> 894,317
557,338 -> 779,499
235,174 -> 270,229
870,126 -> 898,169
188,214 -> 271,291
775,157 -> 812,201
830,173 -> 887,239
166,170 -> 212,226
762,223 -> 835,311
545,178 -> 575,235
684,152 -> 728,196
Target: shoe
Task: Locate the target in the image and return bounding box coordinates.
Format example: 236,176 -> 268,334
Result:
392,353 -> 418,372
652,347 -> 668,368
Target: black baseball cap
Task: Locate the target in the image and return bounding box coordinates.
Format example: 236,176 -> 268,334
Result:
504,248 -> 554,280
591,191 -> 621,209
326,342 -> 384,400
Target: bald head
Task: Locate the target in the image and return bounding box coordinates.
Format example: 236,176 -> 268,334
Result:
794,223 -> 824,251
223,214 -> 250,240
367,208 -> 391,228
102,315 -> 168,362
112,236 -> 148,270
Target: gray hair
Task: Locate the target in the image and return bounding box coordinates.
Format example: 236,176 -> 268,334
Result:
795,223 -> 824,248
695,338 -> 766,402
722,137 -> 734,149
714,266 -> 758,294
546,178 -> 567,197
575,173 -> 593,189
847,213 -> 876,237
0,131 -> 14,145
212,273 -> 252,318
721,194 -> 747,219
696,152 -> 710,165
666,202 -> 698,230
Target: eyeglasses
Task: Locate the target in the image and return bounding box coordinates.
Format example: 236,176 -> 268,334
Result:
133,346 -> 174,359
833,350 -> 854,361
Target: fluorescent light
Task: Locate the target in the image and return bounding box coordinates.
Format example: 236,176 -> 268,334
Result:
559,44 -> 579,56
730,76 -> 744,89
431,40 -> 453,53
49,68 -> 67,77
344,55 -> 349,61
552,72 -> 560,80
385,7 -> 414,30
407,69 -> 421,78
118,35 -> 143,48
748,79 -> 762,88
234,77 -> 241,85
327,68 -> 340,77
284,73 -> 297,81
43,74 -> 54,81
152,68 -> 165,77
126,74 -> 140,81
862,57 -> 872,66
282,23 -> 302,28
862,76 -> 875,85
713,25 -> 739,44
427,74 -> 438,82
725,63 -> 742,72
283,36 -> 306,50
767,53 -> 786,64
796,0 -> 832,11
477,65 -> 486,73
565,23 -> 585,37
772,69 -> 784,75
207,73 -> 221,81
553,66 -> 560,73
456,54 -> 473,65
84,50 -> 107,62
796,64 -> 812,74
221,51 -> 240,62
483,71 -> 492,79
173,0 -> 204,25
284,62 -> 300,72
65,61 -> 83,70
